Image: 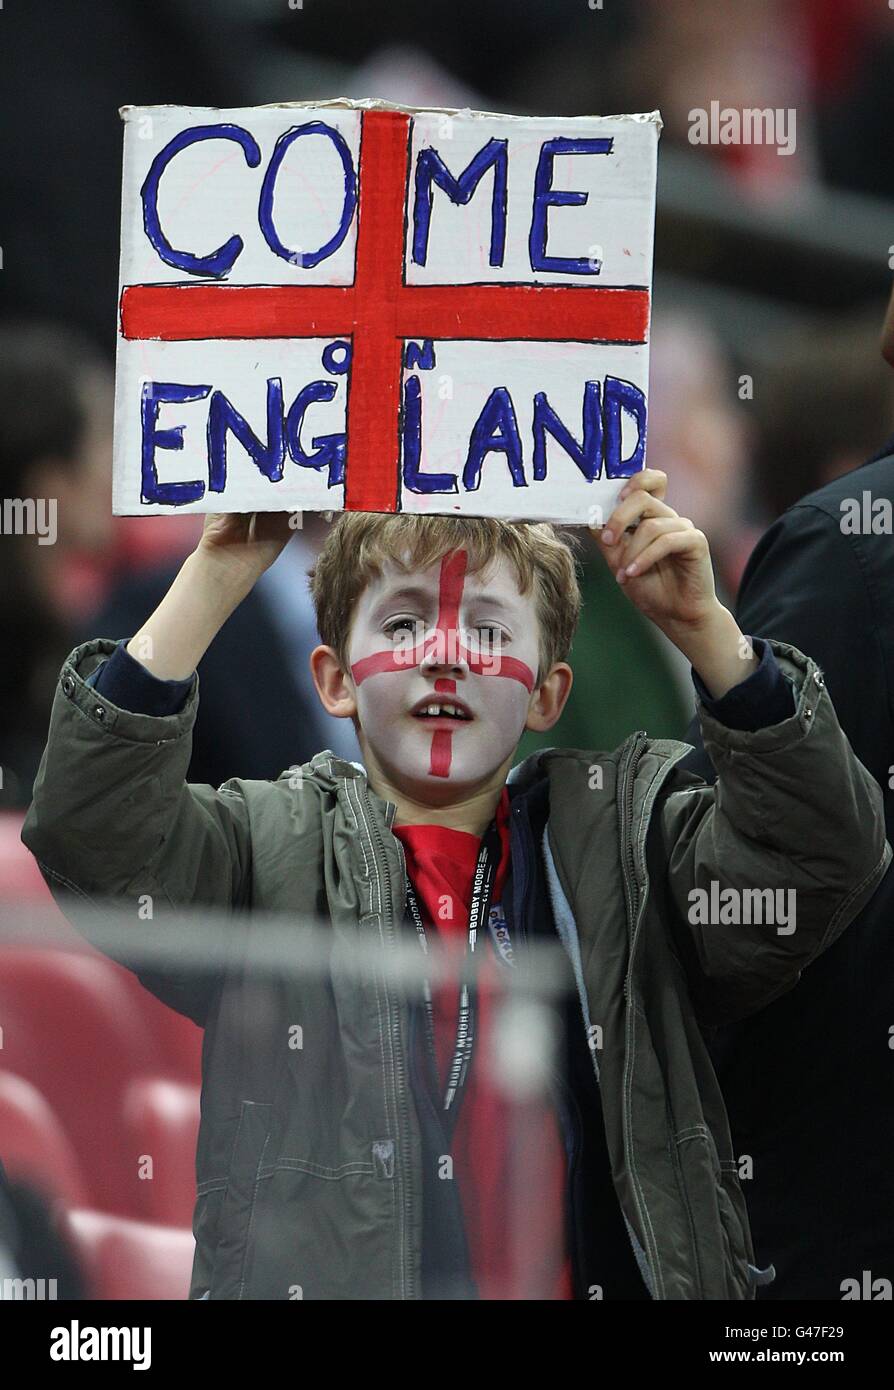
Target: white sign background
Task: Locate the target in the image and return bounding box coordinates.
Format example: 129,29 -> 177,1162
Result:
114,100 -> 660,524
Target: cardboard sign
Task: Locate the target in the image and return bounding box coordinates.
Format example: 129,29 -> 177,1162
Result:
114,99 -> 660,524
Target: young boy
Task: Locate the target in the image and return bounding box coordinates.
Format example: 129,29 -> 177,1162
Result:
21,471 -> 890,1300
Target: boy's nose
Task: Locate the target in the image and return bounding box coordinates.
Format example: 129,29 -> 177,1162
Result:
420,627 -> 469,672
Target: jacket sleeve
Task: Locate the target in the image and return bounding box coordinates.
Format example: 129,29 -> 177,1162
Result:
690,635 -> 795,731
20,637 -> 253,1021
85,636 -> 197,715
658,637 -> 892,1024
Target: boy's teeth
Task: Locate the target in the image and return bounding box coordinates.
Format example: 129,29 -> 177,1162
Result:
417,703 -> 468,718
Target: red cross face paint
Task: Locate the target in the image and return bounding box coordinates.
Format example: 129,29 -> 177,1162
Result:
348,548 -> 539,792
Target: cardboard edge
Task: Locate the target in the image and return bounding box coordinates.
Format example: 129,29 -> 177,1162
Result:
119,99 -> 662,134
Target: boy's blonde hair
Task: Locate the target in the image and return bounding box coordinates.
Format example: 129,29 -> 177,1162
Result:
308,513 -> 584,686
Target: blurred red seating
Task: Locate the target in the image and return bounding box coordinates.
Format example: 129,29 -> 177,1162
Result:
122,1078 -> 201,1227
0,813 -> 204,1228
135,991 -> 202,1084
1,811 -> 203,1082
0,1070 -> 90,1208
0,945 -> 166,1216
0,812 -> 51,901
62,1208 -> 195,1299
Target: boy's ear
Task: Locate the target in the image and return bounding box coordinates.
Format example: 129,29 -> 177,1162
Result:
525,662 -> 573,733
310,645 -> 358,720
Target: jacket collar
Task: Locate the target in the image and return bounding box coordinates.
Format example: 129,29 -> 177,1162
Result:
506,744 -> 560,795
308,745 -> 561,820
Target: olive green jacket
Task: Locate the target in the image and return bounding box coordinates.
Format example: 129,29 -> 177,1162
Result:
20,636 -> 891,1299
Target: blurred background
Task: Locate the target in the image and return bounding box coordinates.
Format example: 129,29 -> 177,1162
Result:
2,0 -> 894,1298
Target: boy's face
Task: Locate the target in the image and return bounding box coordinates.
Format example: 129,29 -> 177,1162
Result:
345,548 -> 542,800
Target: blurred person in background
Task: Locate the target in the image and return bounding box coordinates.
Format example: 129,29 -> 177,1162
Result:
681,303 -> 894,1298
806,0 -> 894,200
0,321 -> 115,809
617,0 -> 894,203
750,309 -> 894,521
623,0 -> 816,198
648,310 -> 758,600
519,309 -> 756,759
516,488 -> 693,762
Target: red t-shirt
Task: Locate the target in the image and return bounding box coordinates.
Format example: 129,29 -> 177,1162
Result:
394,786 -> 574,1299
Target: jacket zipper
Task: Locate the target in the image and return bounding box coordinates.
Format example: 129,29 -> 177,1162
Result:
619,731 -> 646,1001
362,784 -> 418,1301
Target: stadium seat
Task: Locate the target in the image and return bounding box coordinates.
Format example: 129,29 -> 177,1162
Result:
2,816 -> 204,1224
0,1070 -> 90,1208
0,812 -> 53,902
121,1077 -> 201,1227
62,1208 -> 195,1299
0,946 -> 165,1216
120,978 -> 203,1083
2,809 -> 203,1080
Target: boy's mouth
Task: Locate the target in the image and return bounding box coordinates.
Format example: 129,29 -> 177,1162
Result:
410,697 -> 474,722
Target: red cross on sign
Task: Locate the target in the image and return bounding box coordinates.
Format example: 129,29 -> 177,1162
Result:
115,104 -> 659,522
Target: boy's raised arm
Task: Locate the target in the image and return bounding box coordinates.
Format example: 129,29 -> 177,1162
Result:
592,471 -> 892,1024
123,511 -> 297,681
657,638 -> 891,1023
21,512 -> 296,915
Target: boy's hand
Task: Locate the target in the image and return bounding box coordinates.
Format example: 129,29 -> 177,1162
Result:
592,470 -> 759,698
197,511 -> 296,590
124,512 -> 297,683
595,470 -> 713,628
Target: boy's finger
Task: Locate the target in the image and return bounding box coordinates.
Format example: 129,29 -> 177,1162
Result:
619,526 -> 707,582
612,515 -> 684,571
618,468 -> 668,503
600,491 -> 677,546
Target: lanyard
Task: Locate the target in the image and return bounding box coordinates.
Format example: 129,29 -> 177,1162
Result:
405,818 -> 504,1127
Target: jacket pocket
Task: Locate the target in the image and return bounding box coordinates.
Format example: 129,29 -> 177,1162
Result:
189,1183 -> 226,1299
715,1173 -> 753,1299
208,1100 -> 273,1300
673,1126 -> 752,1300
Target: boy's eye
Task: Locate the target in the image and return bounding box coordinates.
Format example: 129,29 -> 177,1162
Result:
381,618 -> 506,651
384,617 -> 423,639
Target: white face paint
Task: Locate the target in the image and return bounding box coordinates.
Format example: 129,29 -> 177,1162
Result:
347,547 -> 541,800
